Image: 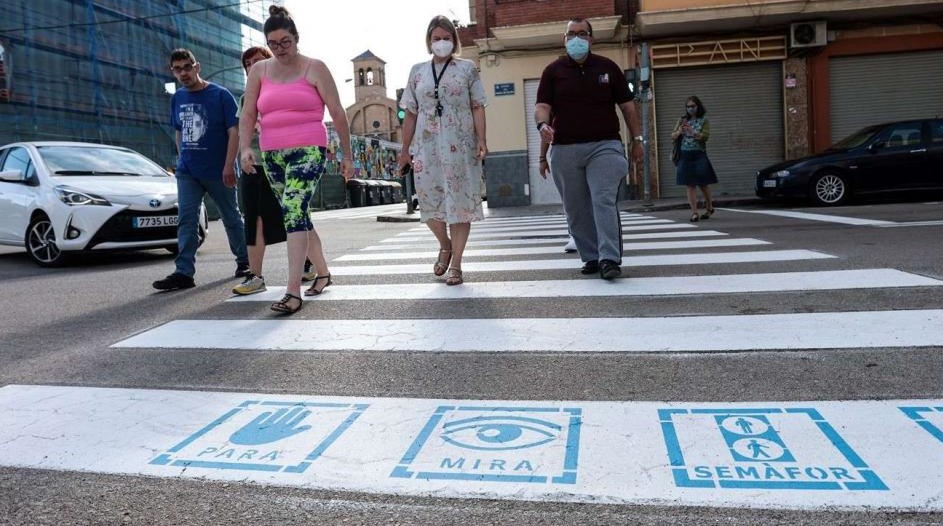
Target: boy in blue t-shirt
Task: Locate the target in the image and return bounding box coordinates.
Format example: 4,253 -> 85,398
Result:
154,48 -> 249,291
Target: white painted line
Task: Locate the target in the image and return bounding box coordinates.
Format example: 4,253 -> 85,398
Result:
404,219 -> 670,234
876,220 -> 943,228
326,250 -> 835,276
388,223 -> 698,242
227,269 -> 943,303
453,214 -> 646,228
336,239 -> 771,262
114,309 -> 943,353
364,230 -> 729,251
2,385 -> 941,510
723,208 -> 895,226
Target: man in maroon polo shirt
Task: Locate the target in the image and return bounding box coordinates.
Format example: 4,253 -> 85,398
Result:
534,17 -> 643,280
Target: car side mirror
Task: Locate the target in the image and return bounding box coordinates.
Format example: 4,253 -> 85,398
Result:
868,141 -> 885,153
0,169 -> 25,182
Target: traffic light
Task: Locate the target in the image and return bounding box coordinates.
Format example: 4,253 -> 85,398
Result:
395,88 -> 405,124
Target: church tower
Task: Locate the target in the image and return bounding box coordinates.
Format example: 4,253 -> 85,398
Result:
346,50 -> 399,142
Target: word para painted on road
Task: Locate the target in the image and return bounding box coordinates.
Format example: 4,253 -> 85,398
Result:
391,405 -> 582,484
659,407 -> 888,491
151,400 -> 367,473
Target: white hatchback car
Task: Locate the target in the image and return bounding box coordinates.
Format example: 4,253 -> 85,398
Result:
0,141 -> 207,266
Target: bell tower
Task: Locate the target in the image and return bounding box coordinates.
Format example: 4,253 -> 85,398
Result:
351,49 -> 387,103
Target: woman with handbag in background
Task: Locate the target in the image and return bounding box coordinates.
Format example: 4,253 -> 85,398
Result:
672,95 -> 717,222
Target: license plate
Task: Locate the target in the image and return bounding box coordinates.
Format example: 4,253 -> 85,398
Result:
763,180 -> 777,188
133,215 -> 178,228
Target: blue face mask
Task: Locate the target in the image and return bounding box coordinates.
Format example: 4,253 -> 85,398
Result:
565,37 -> 590,60
686,106 -> 698,116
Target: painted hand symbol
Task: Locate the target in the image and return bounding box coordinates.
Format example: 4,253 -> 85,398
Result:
229,407 -> 312,446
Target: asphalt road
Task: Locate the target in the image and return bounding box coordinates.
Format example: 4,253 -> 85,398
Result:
1,197 -> 941,525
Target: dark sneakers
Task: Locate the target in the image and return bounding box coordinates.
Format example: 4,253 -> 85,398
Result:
580,260 -> 600,275
153,272 -> 195,290
599,259 -> 622,280
234,263 -> 252,279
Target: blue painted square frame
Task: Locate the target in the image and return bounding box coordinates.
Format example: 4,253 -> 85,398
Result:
151,400 -> 368,474
900,406 -> 943,444
659,407 -> 887,491
391,405 -> 582,484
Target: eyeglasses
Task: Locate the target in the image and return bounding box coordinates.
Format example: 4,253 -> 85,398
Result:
170,63 -> 196,74
266,37 -> 294,50
565,30 -> 591,39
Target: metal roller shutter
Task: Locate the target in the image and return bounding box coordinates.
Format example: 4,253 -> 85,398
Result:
830,49 -> 943,143
525,78 -> 561,204
654,61 -> 784,198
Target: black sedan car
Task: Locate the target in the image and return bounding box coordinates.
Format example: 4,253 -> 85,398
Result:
756,119 -> 943,206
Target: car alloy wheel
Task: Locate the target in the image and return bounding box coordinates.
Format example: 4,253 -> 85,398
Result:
26,215 -> 66,266
811,172 -> 848,206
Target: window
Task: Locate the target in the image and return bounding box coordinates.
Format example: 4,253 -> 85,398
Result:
0,147 -> 34,179
931,120 -> 943,143
366,68 -> 374,86
881,123 -> 923,148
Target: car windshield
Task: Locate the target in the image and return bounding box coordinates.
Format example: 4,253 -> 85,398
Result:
37,145 -> 169,177
828,125 -> 882,151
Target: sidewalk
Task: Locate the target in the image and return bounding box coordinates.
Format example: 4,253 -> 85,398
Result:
376,195 -> 762,222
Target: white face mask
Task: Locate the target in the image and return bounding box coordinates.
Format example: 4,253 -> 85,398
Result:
431,40 -> 454,58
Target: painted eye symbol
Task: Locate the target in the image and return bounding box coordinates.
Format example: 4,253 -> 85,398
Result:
441,415 -> 561,451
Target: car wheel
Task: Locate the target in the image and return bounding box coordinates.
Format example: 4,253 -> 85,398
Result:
165,225 -> 206,254
809,171 -> 850,206
25,214 -> 69,267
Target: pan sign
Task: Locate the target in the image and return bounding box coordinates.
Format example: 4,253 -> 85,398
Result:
494,83 -> 515,96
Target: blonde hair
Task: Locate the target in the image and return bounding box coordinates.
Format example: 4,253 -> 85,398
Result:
425,15 -> 461,55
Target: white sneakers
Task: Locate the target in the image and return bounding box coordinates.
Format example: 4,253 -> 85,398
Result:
232,274 -> 266,295
563,236 -> 577,253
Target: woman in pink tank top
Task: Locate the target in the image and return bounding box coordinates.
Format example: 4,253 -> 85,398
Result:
239,5 -> 353,314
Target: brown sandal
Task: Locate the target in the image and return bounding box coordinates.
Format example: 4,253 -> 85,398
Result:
445,267 -> 463,286
434,248 -> 452,276
304,274 -> 332,296
270,293 -> 303,314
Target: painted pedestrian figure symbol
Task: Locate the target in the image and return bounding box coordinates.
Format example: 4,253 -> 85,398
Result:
747,438 -> 771,459
658,408 -> 888,491
735,417 -> 753,434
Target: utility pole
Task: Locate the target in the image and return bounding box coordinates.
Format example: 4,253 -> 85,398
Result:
639,42 -> 652,203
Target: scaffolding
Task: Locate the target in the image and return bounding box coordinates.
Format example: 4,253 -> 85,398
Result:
0,0 -> 266,167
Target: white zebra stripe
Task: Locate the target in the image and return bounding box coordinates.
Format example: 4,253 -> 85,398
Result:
227,269 -> 943,303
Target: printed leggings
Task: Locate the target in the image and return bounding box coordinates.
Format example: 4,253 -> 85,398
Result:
260,146 -> 326,233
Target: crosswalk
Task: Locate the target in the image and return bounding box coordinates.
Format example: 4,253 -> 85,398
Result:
2,209 -> 943,513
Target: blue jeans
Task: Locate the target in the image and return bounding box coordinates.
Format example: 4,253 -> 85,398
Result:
175,174 -> 248,278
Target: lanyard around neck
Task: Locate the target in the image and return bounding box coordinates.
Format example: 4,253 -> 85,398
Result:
431,58 -> 452,117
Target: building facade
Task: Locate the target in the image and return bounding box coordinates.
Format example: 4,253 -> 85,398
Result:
0,0 -> 264,168
458,0 -> 943,204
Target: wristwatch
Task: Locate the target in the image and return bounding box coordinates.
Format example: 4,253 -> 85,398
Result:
537,121 -> 548,132
633,135 -> 644,143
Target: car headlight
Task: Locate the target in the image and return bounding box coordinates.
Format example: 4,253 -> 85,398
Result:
772,170 -> 791,178
54,186 -> 111,206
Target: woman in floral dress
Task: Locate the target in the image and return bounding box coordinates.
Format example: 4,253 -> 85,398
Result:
397,15 -> 487,286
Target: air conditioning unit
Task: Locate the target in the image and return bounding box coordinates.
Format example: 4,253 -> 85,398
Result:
789,21 -> 827,48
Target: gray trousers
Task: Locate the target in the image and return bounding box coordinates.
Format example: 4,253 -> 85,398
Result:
549,140 -> 628,264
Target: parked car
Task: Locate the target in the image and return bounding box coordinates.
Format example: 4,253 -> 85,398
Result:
0,141 -> 207,266
756,119 -> 943,206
